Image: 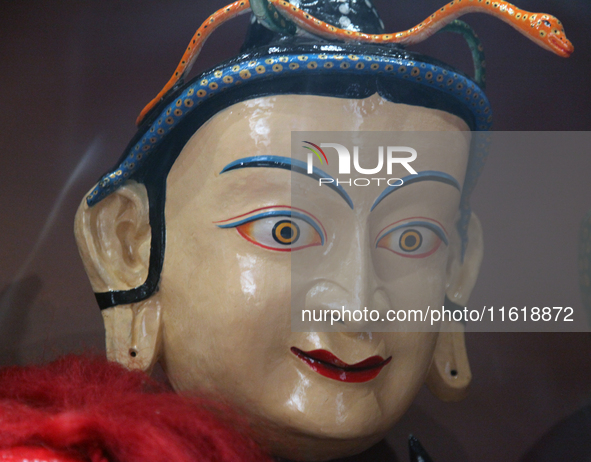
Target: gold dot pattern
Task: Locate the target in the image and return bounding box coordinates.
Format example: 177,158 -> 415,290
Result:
89,52 -> 491,207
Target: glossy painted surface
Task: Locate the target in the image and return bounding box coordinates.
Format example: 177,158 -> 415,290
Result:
291,348 -> 393,383
88,49 -> 492,209
136,0 -> 252,125
153,94 -> 480,459
136,0 -> 572,125
75,94 -> 481,459
272,0 -> 572,55
2,2 -> 590,461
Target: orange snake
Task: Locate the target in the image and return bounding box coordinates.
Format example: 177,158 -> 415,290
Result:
136,0 -> 573,126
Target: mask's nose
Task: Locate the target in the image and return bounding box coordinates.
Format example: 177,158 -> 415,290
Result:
298,225 -> 389,331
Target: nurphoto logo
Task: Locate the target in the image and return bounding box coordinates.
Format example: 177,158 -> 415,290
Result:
304,142 -> 418,187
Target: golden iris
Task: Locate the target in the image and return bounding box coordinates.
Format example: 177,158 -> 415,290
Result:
272,220 -> 300,245
399,229 -> 422,252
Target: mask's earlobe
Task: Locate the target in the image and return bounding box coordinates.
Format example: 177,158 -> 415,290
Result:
102,299 -> 162,372
426,213 -> 484,402
74,181 -> 161,371
426,322 -> 472,402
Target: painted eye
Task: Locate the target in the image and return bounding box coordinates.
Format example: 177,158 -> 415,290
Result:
376,220 -> 447,258
217,209 -> 324,252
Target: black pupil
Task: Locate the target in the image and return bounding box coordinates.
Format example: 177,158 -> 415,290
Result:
544,20 -> 551,27
405,235 -> 417,247
281,226 -> 293,240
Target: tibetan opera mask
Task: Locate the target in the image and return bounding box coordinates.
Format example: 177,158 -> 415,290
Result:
74,0 -> 572,459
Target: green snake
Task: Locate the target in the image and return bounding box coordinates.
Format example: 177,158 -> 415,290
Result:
136,0 -> 572,125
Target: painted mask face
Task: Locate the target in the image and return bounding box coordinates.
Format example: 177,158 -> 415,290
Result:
155,93 -> 475,459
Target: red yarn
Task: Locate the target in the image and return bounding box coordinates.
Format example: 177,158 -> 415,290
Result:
0,355 -> 273,462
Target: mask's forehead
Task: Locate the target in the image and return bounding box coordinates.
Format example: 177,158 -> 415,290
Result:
187,94 -> 470,176
165,94 -> 470,224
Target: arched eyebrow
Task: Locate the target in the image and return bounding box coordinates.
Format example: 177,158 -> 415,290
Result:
371,171 -> 461,212
220,155 -> 354,209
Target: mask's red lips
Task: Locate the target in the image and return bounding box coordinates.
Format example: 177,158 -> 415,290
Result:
291,347 -> 391,383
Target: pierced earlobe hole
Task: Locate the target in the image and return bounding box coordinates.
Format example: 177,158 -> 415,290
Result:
450,369 -> 458,377
129,348 -> 138,358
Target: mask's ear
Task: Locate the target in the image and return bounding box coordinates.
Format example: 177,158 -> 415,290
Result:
74,181 -> 161,372
74,181 -> 151,292
445,212 -> 484,310
426,213 -> 483,402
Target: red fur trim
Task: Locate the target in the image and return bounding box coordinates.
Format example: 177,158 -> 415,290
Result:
0,446 -> 87,462
0,355 -> 272,462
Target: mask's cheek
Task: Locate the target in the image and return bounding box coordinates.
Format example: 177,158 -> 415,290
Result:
375,332 -> 440,422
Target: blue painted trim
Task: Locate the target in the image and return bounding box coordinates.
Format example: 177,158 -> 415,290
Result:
371,170 -> 461,212
221,155 -> 354,210
217,209 -> 325,245
86,52 -> 491,207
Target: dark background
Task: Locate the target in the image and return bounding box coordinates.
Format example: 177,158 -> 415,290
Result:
1,1 -> 590,461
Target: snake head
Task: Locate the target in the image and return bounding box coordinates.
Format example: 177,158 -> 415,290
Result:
529,14 -> 574,58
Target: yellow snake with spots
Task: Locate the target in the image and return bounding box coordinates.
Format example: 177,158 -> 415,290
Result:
136,0 -> 573,126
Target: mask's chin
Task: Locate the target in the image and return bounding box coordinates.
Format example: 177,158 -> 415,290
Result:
247,409 -> 391,461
